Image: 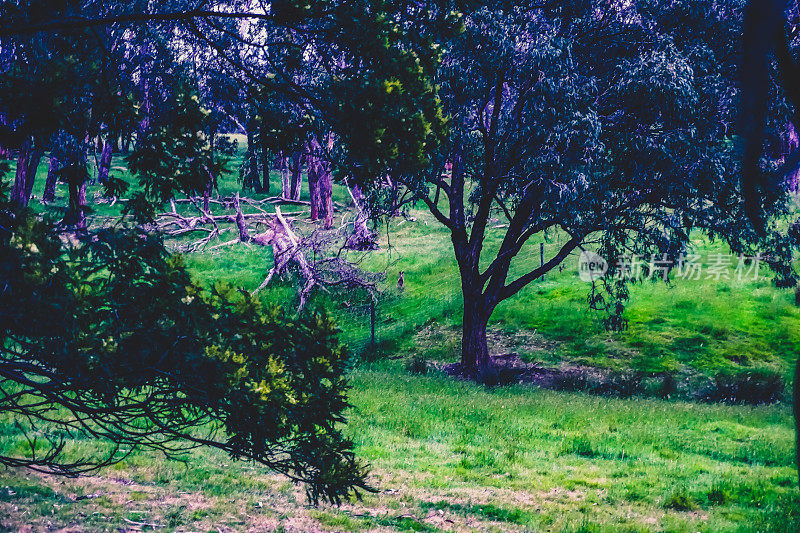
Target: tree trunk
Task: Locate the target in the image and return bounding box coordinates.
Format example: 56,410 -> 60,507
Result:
43,154 -> 59,203
23,149 -> 42,203
306,136 -> 333,227
97,139 -> 113,183
259,125 -> 270,194
319,163 -> 334,229
64,175 -> 87,228
280,155 -> 292,200
11,140 -> 42,208
290,150 -> 303,200
307,157 -> 321,222
460,291 -> 495,383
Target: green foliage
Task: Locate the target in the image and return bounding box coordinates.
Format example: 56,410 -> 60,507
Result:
0,184 -> 366,504
128,81 -> 228,205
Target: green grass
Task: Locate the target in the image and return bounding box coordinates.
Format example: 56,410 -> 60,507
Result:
2,144 -> 800,530
0,364 -> 797,531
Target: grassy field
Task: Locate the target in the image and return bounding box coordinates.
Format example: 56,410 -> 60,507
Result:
0,365 -> 797,531
2,148 -> 799,531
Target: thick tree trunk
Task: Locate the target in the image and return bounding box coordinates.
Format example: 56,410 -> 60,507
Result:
290,150 -> 303,200
97,139 -> 113,183
43,154 -> 59,203
11,140 -> 42,208
460,291 -> 496,383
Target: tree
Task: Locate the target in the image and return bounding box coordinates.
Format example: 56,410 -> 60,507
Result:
0,182 -> 367,503
0,0 -> 448,500
390,1 -> 796,381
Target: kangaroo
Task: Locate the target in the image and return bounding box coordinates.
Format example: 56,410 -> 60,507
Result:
397,271 -> 405,292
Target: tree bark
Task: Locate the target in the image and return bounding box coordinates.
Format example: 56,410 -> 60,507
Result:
461,295 -> 492,376
307,155 -> 322,222
43,154 -> 59,203
290,150 -> 303,200
306,136 -> 333,228
97,138 -> 113,183
11,139 -> 42,208
319,162 -> 334,228
279,154 -> 292,199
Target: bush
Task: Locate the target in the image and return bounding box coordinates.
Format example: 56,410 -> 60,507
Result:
0,201 -> 367,504
697,369 -> 785,404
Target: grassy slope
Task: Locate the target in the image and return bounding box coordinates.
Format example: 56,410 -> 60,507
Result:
0,366 -> 796,531
1,149 -> 799,531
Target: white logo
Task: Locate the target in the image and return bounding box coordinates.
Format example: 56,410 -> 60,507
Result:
578,250 -> 608,282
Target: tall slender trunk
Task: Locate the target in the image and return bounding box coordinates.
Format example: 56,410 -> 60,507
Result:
62,143 -> 88,228
307,157 -> 321,221
319,163 -> 333,228
65,176 -> 87,228
290,150 -> 303,200
280,155 -> 292,199
11,140 -> 42,208
97,139 -> 113,183
259,125 -> 270,194
23,149 -> 42,202
43,154 -> 59,203
306,136 -> 333,227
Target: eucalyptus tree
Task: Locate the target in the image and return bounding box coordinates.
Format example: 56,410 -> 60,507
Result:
0,0 -> 449,501
388,0 -> 796,381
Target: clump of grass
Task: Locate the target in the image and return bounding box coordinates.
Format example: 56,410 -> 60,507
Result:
560,435 -> 597,458
405,353 -> 428,375
704,484 -> 732,506
663,488 -> 699,511
697,368 -> 785,404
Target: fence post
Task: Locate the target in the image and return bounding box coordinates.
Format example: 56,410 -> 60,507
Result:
540,242 -> 545,281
